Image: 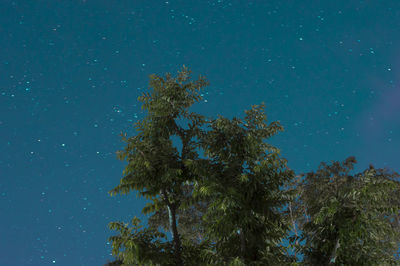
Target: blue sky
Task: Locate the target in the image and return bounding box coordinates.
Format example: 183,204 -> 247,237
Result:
1,1 -> 399,265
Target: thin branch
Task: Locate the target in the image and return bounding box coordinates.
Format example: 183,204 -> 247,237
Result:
329,238 -> 340,265
288,201 -> 299,257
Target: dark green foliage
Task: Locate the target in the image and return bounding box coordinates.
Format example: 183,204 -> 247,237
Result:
106,67 -> 400,265
291,157 -> 400,265
108,217 -> 174,265
104,259 -> 123,266
188,106 -> 296,265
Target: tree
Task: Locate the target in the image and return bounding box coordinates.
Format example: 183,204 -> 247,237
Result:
108,66 -> 211,265
187,104 -> 296,265
291,157 -> 400,265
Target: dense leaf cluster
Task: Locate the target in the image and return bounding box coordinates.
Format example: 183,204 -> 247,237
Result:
105,67 -> 400,266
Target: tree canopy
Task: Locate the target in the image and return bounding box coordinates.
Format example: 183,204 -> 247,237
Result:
105,67 -> 400,266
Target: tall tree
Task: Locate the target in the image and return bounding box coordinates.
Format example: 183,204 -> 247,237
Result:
292,157 -> 400,265
108,66 -> 211,265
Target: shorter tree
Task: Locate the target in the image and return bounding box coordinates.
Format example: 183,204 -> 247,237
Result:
292,156 -> 400,265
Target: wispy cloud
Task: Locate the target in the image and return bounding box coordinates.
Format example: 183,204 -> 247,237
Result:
358,70 -> 400,143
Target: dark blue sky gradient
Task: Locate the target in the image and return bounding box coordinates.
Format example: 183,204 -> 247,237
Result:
1,1 -> 399,265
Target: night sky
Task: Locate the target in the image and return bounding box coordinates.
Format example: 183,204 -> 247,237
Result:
1,1 -> 400,265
